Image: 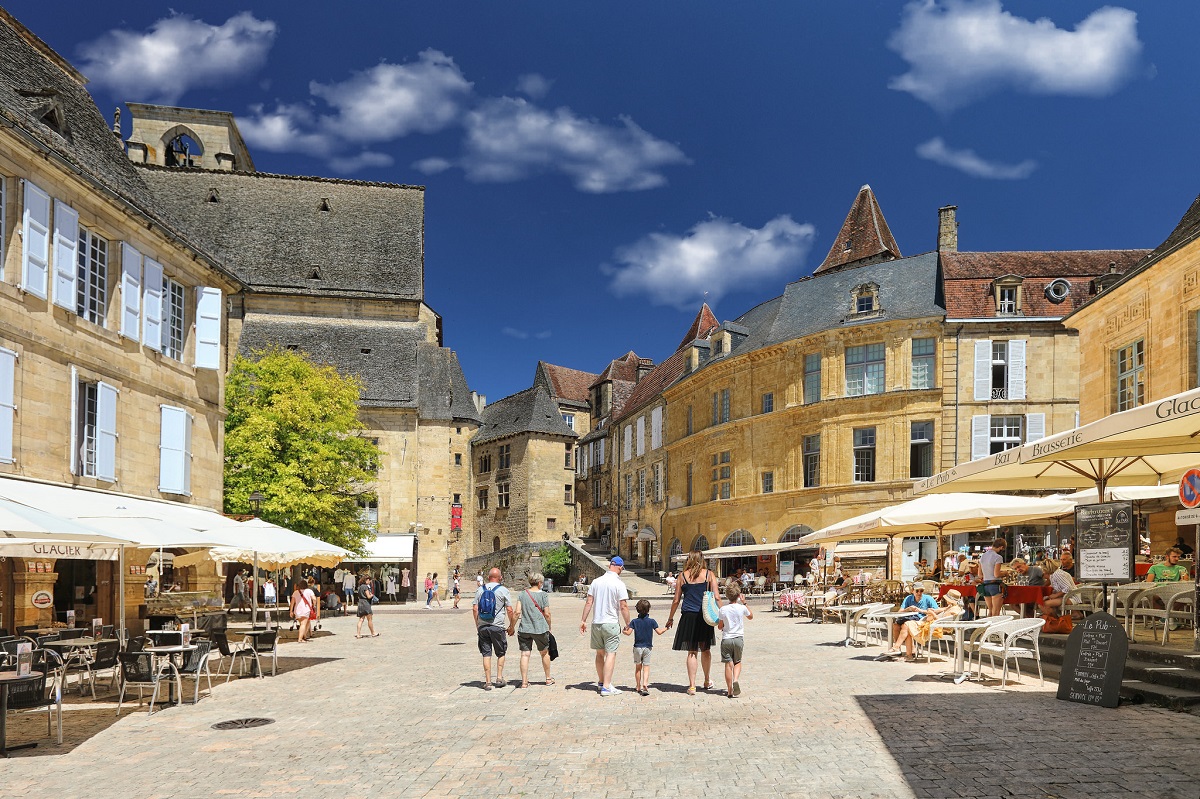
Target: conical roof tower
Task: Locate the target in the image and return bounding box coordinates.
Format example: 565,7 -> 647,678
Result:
813,184 -> 902,275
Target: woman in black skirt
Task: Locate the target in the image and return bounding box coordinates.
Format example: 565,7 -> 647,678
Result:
665,550 -> 719,695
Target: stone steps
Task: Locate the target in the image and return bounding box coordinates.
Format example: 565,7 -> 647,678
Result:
1038,632 -> 1200,709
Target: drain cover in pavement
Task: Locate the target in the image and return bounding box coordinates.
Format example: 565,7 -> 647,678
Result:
212,717 -> 275,730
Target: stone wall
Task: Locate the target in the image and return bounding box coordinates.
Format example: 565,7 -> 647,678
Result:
463,540 -> 575,591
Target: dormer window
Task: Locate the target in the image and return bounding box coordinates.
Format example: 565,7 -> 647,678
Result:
849,282 -> 881,318
856,294 -> 874,313
993,276 -> 1024,315
843,237 -> 853,253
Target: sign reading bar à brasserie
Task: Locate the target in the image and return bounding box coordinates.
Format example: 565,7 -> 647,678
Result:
1075,501 -> 1134,583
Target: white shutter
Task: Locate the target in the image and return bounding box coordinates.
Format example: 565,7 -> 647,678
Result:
1025,412 -> 1045,444
159,405 -> 192,495
973,340 -> 991,401
120,243 -> 141,341
52,200 -> 78,310
0,177 -> 6,279
651,406 -> 662,450
21,181 -> 51,299
0,348 -> 15,464
96,381 -> 118,482
636,416 -> 645,457
141,257 -> 164,352
623,425 -> 632,462
971,414 -> 990,460
69,365 -> 78,475
1007,339 -> 1026,400
194,286 -> 222,369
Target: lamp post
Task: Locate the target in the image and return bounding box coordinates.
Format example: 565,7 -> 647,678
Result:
247,490 -> 265,627
248,491 -> 265,517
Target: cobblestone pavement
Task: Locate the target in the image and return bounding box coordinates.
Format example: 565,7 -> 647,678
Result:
3,598 -> 1198,798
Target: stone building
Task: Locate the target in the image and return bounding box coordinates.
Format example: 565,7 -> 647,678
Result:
125,106 -> 481,588
1065,190 -> 1200,552
0,10 -> 242,630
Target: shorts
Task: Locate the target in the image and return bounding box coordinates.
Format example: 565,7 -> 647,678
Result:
518,631 -> 549,652
632,646 -> 652,664
978,581 -> 1004,598
477,626 -> 508,657
589,622 -> 622,653
720,636 -> 745,664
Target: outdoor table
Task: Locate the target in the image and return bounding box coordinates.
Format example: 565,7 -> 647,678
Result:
0,670 -> 42,757
802,593 -> 829,622
932,619 -> 991,684
938,583 -> 1048,612
878,611 -> 918,648
237,630 -> 274,676
143,644 -> 197,705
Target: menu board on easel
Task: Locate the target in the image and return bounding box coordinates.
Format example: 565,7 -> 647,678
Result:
1075,502 -> 1135,583
1056,612 -> 1128,708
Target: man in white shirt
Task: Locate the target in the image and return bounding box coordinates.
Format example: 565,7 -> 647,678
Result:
979,538 -> 1007,618
343,570 -> 356,607
579,557 -> 631,696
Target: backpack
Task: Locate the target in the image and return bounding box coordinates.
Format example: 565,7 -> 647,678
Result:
478,583 -> 500,622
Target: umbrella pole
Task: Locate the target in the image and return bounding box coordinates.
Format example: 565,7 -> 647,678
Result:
253,551 -> 259,629
118,545 -> 126,646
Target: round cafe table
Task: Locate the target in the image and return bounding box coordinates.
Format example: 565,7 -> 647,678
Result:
931,619 -> 991,684
143,644 -> 197,705
0,670 -> 43,756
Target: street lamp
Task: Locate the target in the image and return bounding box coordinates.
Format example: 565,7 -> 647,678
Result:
248,491 -> 265,517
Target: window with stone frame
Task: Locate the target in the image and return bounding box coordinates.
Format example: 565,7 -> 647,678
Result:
498,443 -> 511,470
993,276 -> 1023,315
686,463 -> 693,506
497,481 -> 510,509
454,453 -> 462,466
1116,339 -> 1145,412
477,487 -> 488,510
911,338 -> 936,389
478,452 -> 492,474
624,473 -> 633,510
846,343 -> 885,396
991,341 -> 1009,398
910,421 -> 934,478
652,462 -> 663,503
561,412 -> 575,430
564,444 -> 573,469
564,484 -> 573,504
547,518 -> 556,530
853,427 -> 876,483
989,415 -> 1023,454
849,282 -> 881,317
592,477 -> 602,508
803,434 -> 820,488
76,227 -> 108,327
162,275 -> 186,361
357,498 -> 379,530
803,353 -> 821,404
761,392 -> 774,414
761,471 -> 774,494
637,468 -> 646,507
710,450 -> 732,500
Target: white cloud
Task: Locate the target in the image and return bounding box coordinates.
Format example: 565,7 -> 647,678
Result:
605,215 -> 816,310
78,13 -> 276,104
413,157 -> 453,175
501,327 -> 530,340
328,151 -> 395,173
889,1 -> 1142,111
460,97 -> 690,193
916,137 -> 1036,179
516,73 -> 553,99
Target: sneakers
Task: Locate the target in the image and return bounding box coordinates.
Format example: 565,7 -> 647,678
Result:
599,686 -> 622,696
732,680 -> 741,698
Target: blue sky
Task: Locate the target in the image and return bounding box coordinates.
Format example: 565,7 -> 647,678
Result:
11,2 -> 1200,401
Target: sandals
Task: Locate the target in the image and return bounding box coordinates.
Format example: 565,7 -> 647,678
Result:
519,682 -> 529,689
702,682 -> 715,690
686,686 -> 696,696
545,678 -> 555,686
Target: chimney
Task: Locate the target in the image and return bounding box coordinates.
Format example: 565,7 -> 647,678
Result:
937,205 -> 958,252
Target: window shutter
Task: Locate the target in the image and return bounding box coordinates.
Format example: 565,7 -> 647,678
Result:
69,365 -> 78,475
623,425 -> 632,462
194,286 -> 222,369
971,414 -> 990,460
1007,339 -> 1026,400
96,381 -> 118,482
651,406 -> 662,450
52,200 -> 78,310
141,257 -> 164,352
120,243 -> 141,341
636,416 -> 645,457
0,177 -> 6,277
0,348 -> 15,463
1025,412 -> 1045,444
21,181 -> 51,299
599,438 -> 605,465
159,405 -> 192,495
973,340 -> 991,401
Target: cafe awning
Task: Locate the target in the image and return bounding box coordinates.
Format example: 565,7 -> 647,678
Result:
344,534 -> 415,562
701,541 -> 803,559
833,541 -> 889,558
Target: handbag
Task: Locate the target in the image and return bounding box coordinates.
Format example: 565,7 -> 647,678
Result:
702,589 -> 721,626
526,589 -> 559,660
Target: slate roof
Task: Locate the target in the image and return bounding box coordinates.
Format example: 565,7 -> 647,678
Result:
535,362 -> 597,407
473,385 -> 578,446
619,306 -> 721,421
237,315 -> 479,421
723,252 -> 944,359
813,185 -> 902,275
137,166 -> 424,299
942,250 -> 1149,319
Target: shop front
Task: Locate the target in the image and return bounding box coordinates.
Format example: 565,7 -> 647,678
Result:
339,534 -> 415,603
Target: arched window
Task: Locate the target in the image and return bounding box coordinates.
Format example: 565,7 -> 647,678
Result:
780,525 -> 814,544
693,535 -> 710,552
668,538 -> 682,560
165,133 -> 203,168
723,529 -> 754,547
492,536 -> 501,553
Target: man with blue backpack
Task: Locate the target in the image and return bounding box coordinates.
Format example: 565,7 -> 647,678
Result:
473,567 -> 516,690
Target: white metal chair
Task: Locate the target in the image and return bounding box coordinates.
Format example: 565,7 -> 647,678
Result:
977,618 -> 1045,686
1162,583 -> 1196,645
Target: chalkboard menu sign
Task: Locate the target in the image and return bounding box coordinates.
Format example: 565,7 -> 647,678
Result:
1074,501 -> 1134,583
1056,612 -> 1128,708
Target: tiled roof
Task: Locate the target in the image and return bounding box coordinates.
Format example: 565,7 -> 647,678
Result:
813,185 -> 902,275
942,250 -> 1148,318
610,380 -> 638,419
590,351 -> 642,387
137,166 -> 424,299
677,303 -> 719,348
619,305 -> 720,420
536,362 -> 598,405
473,385 -> 578,446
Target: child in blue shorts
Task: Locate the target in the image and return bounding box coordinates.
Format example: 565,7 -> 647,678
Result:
624,599 -> 666,696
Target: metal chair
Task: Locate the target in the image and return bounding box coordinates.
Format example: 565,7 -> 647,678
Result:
57,628 -> 86,641
36,633 -> 61,647
176,640 -> 214,703
1162,584 -> 1196,645
116,652 -> 178,716
100,625 -> 115,640
4,673 -> 62,747
210,631 -> 259,682
83,640 -> 121,699
250,630 -> 278,677
126,635 -> 147,653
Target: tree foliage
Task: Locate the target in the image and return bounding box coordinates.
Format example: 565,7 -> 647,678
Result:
540,544 -> 572,580
224,347 -> 382,553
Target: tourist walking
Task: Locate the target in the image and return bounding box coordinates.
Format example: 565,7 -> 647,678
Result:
664,550 -> 719,695
432,573 -> 444,608
579,556 -> 631,696
290,579 -> 313,643
356,574 -> 379,638
625,598 -> 666,695
263,577 -> 277,607
514,572 -> 554,687
424,573 -> 434,608
473,567 -> 515,690
718,581 -> 753,698
452,574 -> 462,609
233,569 -> 248,613
305,576 -> 320,635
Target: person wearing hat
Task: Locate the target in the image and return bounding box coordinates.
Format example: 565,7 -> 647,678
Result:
579,556 -> 630,696
884,589 -> 964,661
891,582 -> 938,643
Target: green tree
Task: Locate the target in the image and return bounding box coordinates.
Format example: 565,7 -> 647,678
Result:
224,347 -> 382,553
540,544 -> 572,580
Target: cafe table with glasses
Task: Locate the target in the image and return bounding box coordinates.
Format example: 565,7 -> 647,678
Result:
143,643 -> 198,704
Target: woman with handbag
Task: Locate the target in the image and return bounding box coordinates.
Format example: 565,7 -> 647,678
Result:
664,550 -> 719,695
356,575 -> 379,638
513,572 -> 554,687
290,581 -> 313,643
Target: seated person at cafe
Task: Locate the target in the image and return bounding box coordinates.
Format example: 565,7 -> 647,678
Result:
1147,547 -> 1191,582
1009,557 -> 1044,585
1040,559 -> 1076,618
885,589 -> 964,661
1059,549 -> 1075,576
958,556 -> 981,583
893,583 -> 938,640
